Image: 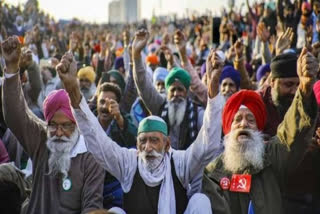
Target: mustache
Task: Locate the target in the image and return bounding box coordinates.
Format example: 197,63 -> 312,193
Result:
50,135 -> 70,143
140,150 -> 164,159
170,96 -> 185,103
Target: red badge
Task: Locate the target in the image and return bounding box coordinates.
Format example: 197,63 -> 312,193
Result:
229,174 -> 252,193
220,177 -> 231,190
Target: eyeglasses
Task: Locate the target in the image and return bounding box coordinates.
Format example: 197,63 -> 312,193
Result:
48,122 -> 75,133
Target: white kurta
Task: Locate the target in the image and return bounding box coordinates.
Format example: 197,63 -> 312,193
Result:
72,94 -> 225,213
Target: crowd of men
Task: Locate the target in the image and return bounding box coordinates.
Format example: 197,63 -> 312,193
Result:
1,0 -> 320,213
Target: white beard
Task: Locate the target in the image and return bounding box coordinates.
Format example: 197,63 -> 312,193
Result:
46,129 -> 79,179
223,128 -> 265,173
168,97 -> 187,127
138,149 -> 165,173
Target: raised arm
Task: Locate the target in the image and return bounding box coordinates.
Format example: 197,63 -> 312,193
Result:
132,29 -> 165,114
174,51 -> 225,187
174,30 -> 209,106
270,48 -> 318,176
56,52 -> 137,190
1,36 -> 46,159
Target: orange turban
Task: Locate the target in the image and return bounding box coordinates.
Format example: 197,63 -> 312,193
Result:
222,90 -> 266,134
146,55 -> 159,65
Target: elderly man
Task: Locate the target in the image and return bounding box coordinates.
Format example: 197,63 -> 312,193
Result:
132,29 -> 204,150
219,65 -> 241,100
1,36 -> 104,214
56,47 -> 226,213
153,67 -> 169,97
77,66 -> 97,101
202,48 -> 318,214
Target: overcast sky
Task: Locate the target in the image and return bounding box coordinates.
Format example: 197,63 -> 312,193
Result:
6,0 -> 247,23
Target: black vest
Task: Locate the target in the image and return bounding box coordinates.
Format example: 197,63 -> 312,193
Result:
123,158 -> 188,214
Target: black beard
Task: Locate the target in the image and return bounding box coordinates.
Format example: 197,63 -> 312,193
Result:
272,90 -> 294,118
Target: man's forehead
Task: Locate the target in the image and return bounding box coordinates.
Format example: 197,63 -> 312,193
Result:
277,76 -> 299,83
235,107 -> 255,117
169,80 -> 185,89
138,132 -> 163,138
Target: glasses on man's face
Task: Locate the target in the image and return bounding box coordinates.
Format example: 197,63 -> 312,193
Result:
47,122 -> 75,133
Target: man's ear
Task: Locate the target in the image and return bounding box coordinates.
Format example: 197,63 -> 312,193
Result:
165,137 -> 171,152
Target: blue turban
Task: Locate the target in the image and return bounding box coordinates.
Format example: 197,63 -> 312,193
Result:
256,64 -> 270,82
219,66 -> 241,89
153,67 -> 169,84
114,57 -> 124,70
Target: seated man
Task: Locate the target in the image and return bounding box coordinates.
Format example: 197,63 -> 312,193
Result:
202,48 -> 318,214
1,36 -> 104,214
132,29 -> 204,150
56,47 -> 226,213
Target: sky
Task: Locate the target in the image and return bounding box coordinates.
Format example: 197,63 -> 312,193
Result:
5,0 -> 247,23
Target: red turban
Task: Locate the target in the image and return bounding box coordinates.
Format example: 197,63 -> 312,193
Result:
222,90 -> 266,134
43,89 -> 75,123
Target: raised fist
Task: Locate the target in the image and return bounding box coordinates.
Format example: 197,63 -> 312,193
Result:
1,36 -> 21,73
56,52 -> 78,88
132,29 -> 149,60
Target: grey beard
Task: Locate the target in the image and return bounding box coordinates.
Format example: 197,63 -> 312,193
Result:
223,129 -> 265,174
138,149 -> 165,173
168,98 -> 187,127
46,129 -> 80,179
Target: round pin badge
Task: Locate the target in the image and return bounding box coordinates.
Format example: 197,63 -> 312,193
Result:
62,178 -> 72,191
220,177 -> 230,190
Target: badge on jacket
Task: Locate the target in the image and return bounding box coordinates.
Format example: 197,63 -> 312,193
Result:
62,177 -> 72,191
229,174 -> 252,193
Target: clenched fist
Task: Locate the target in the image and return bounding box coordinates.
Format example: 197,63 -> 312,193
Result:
1,36 -> 21,73
19,47 -> 33,69
298,47 -> 319,97
132,29 -> 149,60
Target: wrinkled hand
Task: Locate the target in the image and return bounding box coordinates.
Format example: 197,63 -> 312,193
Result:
19,47 -> 33,69
174,30 -> 187,56
257,22 -> 270,43
297,47 -> 319,97
208,50 -> 225,98
132,29 -> 149,60
56,52 -> 78,88
234,39 -> 244,58
1,36 -> 21,73
275,27 -> 294,55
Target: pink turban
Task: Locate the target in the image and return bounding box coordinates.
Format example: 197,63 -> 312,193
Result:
43,89 -> 75,123
313,80 -> 320,107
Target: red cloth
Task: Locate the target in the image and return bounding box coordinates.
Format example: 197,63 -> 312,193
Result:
43,89 -> 75,123
222,90 -> 267,134
313,80 -> 320,107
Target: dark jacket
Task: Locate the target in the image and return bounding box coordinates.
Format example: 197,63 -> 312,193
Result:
202,89 -> 317,214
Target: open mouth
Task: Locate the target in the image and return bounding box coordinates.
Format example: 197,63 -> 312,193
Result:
237,130 -> 251,141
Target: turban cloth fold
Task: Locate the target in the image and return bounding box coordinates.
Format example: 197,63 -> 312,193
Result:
146,54 -> 159,65
153,67 -> 169,83
138,116 -> 168,136
165,67 -> 191,90
77,66 -> 96,83
313,80 -> 320,107
256,64 -> 270,82
222,90 -> 266,134
219,66 -> 241,89
43,89 -> 76,123
114,57 -> 124,70
270,53 -> 298,78
107,70 -> 126,92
